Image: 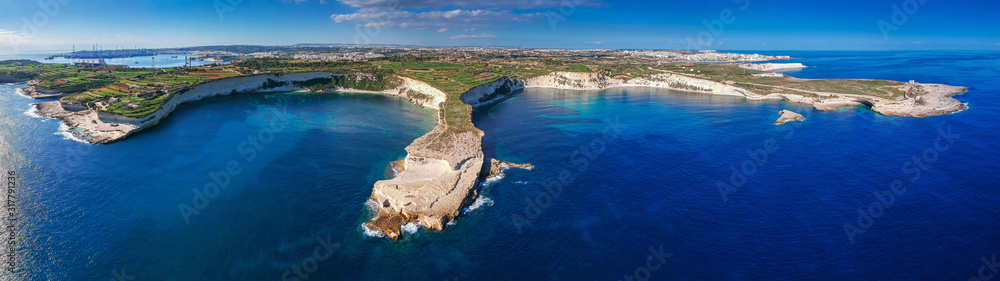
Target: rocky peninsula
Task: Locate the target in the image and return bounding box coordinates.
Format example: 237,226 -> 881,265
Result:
365,77 -> 525,240
523,71 -> 967,118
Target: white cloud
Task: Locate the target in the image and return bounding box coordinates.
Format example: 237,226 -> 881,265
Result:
332,9 -> 546,30
0,30 -> 32,54
586,41 -> 603,45
335,0 -> 600,9
329,0 -> 602,33
450,33 -> 498,39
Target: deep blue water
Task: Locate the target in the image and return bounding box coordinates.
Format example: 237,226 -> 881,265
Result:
1,51 -> 999,280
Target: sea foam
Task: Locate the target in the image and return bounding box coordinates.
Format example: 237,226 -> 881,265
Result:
463,196 -> 494,214
14,88 -> 30,98
361,224 -> 386,238
401,222 -> 422,235
23,104 -> 43,119
360,199 -> 387,238
55,122 -> 89,144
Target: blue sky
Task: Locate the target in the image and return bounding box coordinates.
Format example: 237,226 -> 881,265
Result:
0,0 -> 998,54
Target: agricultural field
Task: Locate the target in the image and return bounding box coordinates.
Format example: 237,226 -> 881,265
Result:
374,61 -> 467,70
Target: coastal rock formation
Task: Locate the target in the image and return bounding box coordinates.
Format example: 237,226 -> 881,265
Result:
773,110 -> 805,125
393,76 -> 449,109
364,78 -> 533,240
31,100 -> 139,143
12,70 -> 487,240
36,72 -> 335,144
23,72 -> 455,145
366,126 -> 484,240
309,75 -> 448,110
14,70 -> 483,240
34,101 -> 69,118
487,159 -> 533,180
525,72 -> 968,118
738,63 -> 807,71
870,83 -> 968,117
525,71 -> 752,97
460,77 -> 525,106
21,85 -> 68,98
364,77 -> 541,240
14,68 -> 968,242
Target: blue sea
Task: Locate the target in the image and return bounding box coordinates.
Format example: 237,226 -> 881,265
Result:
1,51 -> 999,280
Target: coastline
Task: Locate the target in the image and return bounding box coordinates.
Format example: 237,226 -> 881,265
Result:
8,68 -> 969,241
522,71 -> 968,118
25,72 -> 454,145
738,63 -> 807,71
10,71 -> 497,240
364,77 -> 524,240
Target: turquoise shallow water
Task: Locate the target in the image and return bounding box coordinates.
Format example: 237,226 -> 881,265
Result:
1,51 -> 999,280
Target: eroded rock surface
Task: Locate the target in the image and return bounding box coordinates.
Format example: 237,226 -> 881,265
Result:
773,110 -> 805,125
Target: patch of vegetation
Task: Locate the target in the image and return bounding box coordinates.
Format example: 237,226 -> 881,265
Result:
565,64 -> 591,72
261,78 -> 289,90
374,61 -> 466,70
291,73 -> 402,91
406,89 -> 433,101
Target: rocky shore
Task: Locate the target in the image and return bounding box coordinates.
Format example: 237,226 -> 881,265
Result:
461,77 -> 525,106
524,72 -> 968,118
25,72 -> 458,144
773,110 -> 805,125
27,72 -> 335,143
365,77 -> 525,240
487,159 -> 534,179
11,68 -> 968,241
13,71 -> 515,241
21,86 -> 68,99
738,63 -> 807,71
14,79 -> 69,99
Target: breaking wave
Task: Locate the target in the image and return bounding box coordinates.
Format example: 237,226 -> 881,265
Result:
463,196 -> 494,214
401,222 -> 422,235
56,122 -> 89,144
24,104 -> 43,118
